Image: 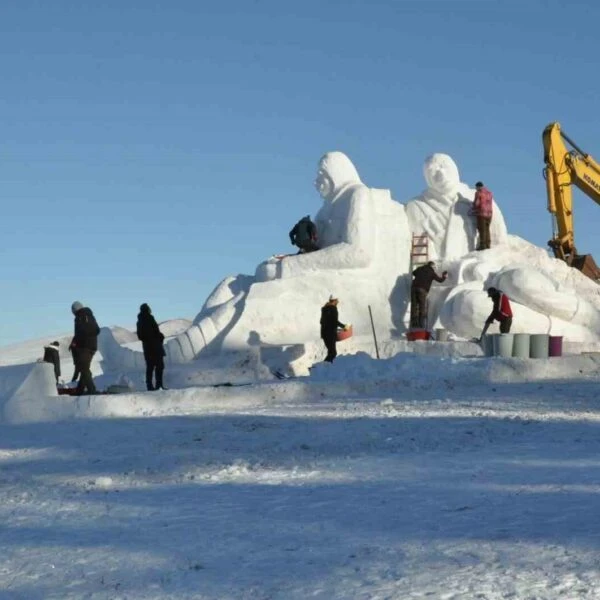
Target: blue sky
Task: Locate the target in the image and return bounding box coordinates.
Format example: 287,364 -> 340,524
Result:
2,0 -> 600,345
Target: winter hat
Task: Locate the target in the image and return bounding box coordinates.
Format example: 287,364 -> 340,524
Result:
140,303 -> 151,313
71,301 -> 84,314
50,341 -> 59,347
328,294 -> 339,303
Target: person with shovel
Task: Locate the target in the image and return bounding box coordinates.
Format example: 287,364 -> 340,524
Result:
478,287 -> 513,342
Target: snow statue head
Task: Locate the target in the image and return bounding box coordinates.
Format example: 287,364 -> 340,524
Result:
315,151 -> 362,201
423,153 -> 460,197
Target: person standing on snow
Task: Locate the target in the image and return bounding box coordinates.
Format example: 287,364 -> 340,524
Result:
410,261 -> 448,329
136,303 -> 166,391
42,341 -> 61,384
289,215 -> 318,254
480,287 -> 513,340
471,181 -> 494,250
320,295 -> 346,363
70,301 -> 100,395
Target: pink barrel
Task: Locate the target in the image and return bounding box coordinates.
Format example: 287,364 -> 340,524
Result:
549,335 -> 563,357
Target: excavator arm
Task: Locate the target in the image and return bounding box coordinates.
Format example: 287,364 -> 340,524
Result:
543,122 -> 600,280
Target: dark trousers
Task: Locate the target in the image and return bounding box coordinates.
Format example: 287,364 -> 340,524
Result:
410,286 -> 429,329
297,240 -> 319,254
75,348 -> 96,395
146,355 -> 165,390
322,335 -> 337,363
476,216 -> 492,250
499,317 -> 512,333
71,350 -> 80,382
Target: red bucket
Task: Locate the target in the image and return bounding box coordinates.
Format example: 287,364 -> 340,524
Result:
407,329 -> 430,341
549,335 -> 563,357
337,325 -> 353,341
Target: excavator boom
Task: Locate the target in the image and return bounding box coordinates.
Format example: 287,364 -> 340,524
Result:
542,122 -> 600,281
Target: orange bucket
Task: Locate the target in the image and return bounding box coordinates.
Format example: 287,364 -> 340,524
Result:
337,325 -> 353,341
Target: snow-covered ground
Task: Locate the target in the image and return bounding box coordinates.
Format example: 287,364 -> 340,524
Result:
2,332 -> 600,599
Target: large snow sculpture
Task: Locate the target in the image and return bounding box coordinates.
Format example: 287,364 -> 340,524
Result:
159,151 -> 412,360
98,149 -> 600,374
405,153 -> 508,260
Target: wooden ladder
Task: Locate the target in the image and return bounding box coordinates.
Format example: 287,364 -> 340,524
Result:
408,233 -> 430,330
410,233 -> 429,270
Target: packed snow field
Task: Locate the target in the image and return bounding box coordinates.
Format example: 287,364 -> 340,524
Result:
2,343 -> 600,599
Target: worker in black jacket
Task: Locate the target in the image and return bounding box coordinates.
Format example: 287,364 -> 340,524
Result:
320,295 -> 346,363
410,261 -> 448,329
136,303 -> 166,391
42,341 -> 61,384
70,301 -> 100,395
289,215 -> 318,253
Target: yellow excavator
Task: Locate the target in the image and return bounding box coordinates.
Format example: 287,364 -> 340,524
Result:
543,121 -> 600,281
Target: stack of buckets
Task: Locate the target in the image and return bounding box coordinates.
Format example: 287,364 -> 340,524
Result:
483,333 -> 563,358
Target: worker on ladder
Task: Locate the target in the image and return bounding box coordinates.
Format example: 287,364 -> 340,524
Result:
410,261 -> 448,329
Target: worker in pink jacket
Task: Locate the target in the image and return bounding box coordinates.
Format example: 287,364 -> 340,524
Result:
471,181 -> 494,250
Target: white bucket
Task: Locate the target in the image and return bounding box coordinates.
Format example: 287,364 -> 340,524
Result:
483,334 -> 496,357
493,333 -> 514,358
436,328 -> 449,342
530,334 -> 550,359
512,333 -> 530,358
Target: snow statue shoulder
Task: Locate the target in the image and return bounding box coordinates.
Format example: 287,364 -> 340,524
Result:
405,153 -> 508,261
